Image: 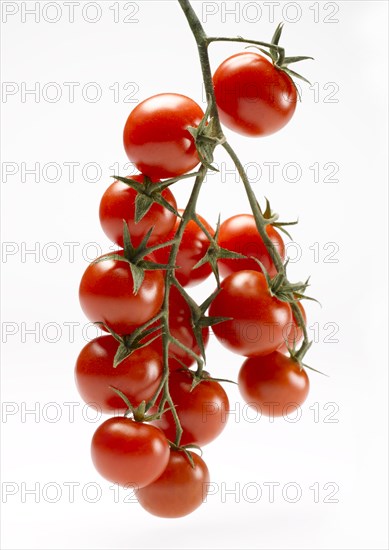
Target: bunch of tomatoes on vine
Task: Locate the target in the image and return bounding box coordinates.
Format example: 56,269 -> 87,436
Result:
75,0 -> 316,518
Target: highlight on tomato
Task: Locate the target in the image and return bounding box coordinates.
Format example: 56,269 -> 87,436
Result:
136,450 -> 210,518
217,213 -> 285,278
99,174 -> 177,248
209,270 -> 292,356
238,352 -> 310,417
213,52 -> 297,137
91,417 -> 170,489
75,336 -> 163,413
123,93 -> 204,179
79,251 -> 164,335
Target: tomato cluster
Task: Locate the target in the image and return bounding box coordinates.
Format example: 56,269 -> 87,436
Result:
75,18 -> 312,518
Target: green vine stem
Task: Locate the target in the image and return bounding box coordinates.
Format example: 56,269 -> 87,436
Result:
139,0 -> 313,446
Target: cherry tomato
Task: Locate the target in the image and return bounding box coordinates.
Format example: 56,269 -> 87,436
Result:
218,214 -> 285,278
238,352 -> 310,416
123,93 -> 204,179
279,301 -> 306,354
79,252 -> 164,335
209,270 -> 292,356
75,336 -> 163,413
99,175 -> 177,248
153,370 -> 229,446
136,450 -> 210,518
213,52 -> 297,137
151,286 -> 209,369
153,211 -> 214,287
91,417 -> 170,488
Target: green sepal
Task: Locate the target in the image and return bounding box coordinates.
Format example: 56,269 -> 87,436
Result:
167,444 -> 203,468
113,175 -> 181,224
129,263 -> 145,295
135,193 -> 154,223
113,343 -> 132,368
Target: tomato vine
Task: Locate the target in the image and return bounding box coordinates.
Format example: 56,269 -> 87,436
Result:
77,0 -> 318,518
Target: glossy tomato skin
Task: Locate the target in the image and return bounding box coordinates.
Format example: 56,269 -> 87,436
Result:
151,286 -> 209,369
209,270 -> 292,357
279,301 -> 307,354
218,214 -> 285,278
123,93 -> 204,179
75,336 -> 163,413
153,370 -> 229,446
153,211 -> 214,287
136,450 -> 210,518
213,52 -> 297,137
238,352 -> 310,416
91,417 -> 170,488
99,175 -> 177,248
79,252 -> 164,335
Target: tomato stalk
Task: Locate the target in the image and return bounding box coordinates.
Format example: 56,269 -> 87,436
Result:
154,163 -> 210,445
138,0 -> 314,446
177,0 -> 312,367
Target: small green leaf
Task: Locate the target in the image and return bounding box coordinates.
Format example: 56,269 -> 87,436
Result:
113,343 -> 131,367
113,175 -> 144,193
135,193 -> 153,223
140,260 -> 176,271
109,386 -> 134,411
193,325 -> 206,361
154,194 -> 180,218
154,171 -> 200,192
271,22 -> 284,46
283,55 -> 314,65
137,226 -> 154,251
94,322 -> 123,344
199,316 -> 232,328
200,288 -> 221,313
122,220 -> 134,257
282,67 -> 311,85
129,263 -> 145,294
263,197 -> 272,219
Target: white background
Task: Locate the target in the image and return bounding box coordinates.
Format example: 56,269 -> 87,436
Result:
1,1 -> 388,549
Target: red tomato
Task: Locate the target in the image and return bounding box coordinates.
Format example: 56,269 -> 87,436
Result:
218,214 -> 285,278
91,417 -> 170,488
79,252 -> 164,335
123,93 -> 204,179
209,270 -> 292,356
136,450 -> 210,518
75,336 -> 163,413
151,286 -> 209,369
213,52 -> 297,137
153,211 -> 214,287
153,370 -> 229,446
99,175 -> 177,248
238,352 -> 310,416
279,301 -> 307,354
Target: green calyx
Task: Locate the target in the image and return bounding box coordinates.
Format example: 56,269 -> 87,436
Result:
96,312 -> 163,368
114,172 -> 200,223
250,22 -> 313,86
187,99 -> 226,171
193,214 -> 247,286
167,443 -> 203,468
93,221 -> 176,295
172,281 -> 231,369
109,387 -> 172,422
262,198 -> 298,240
